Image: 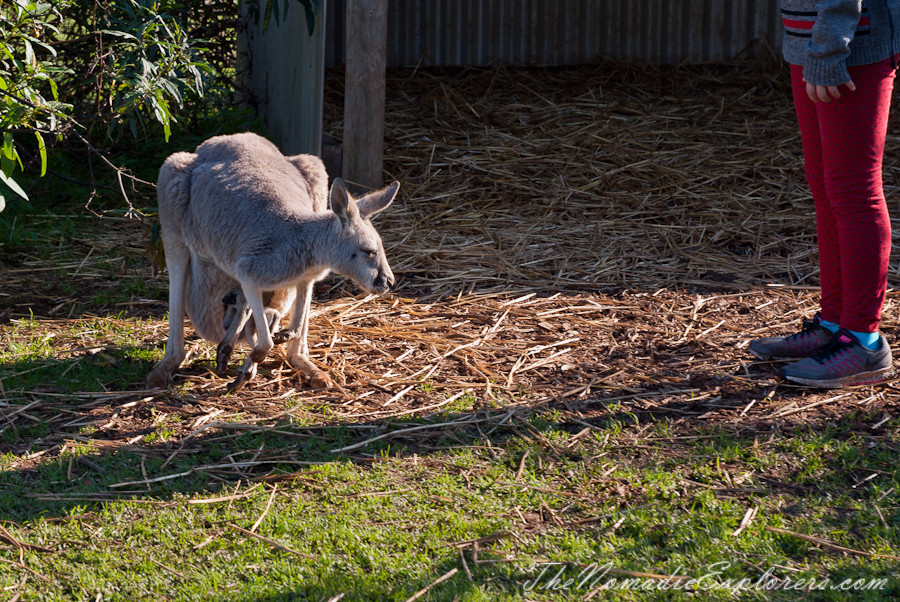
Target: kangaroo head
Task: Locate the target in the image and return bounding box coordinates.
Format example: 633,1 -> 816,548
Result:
330,178 -> 399,294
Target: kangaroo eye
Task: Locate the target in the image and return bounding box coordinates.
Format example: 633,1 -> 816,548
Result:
362,248 -> 377,257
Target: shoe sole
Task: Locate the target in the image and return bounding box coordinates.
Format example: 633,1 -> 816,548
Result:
782,368 -> 895,389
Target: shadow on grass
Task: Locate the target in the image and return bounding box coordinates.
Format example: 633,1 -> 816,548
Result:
1,345 -> 896,519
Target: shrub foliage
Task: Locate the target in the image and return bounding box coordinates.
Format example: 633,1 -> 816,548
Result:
0,0 -> 236,211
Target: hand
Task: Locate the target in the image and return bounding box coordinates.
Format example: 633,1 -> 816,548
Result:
805,79 -> 856,103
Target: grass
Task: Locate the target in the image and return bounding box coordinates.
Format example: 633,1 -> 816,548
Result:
0,314 -> 161,396
0,419 -> 898,600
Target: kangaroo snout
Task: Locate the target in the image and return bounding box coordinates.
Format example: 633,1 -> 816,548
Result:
373,269 -> 395,293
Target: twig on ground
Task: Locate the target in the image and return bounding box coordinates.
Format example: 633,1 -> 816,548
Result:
732,506 -> 758,537
227,523 -> 313,558
250,485 -> 278,533
329,417 -> 483,453
764,525 -> 900,560
149,558 -> 187,579
403,568 -> 458,602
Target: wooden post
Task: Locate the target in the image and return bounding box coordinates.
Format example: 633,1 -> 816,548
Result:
237,0 -> 327,156
343,0 -> 388,191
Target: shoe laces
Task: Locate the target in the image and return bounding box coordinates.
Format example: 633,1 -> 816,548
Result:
787,316 -> 822,344
809,329 -> 857,364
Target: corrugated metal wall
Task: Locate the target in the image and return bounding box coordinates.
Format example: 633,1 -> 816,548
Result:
325,0 -> 783,67
238,1 -> 327,155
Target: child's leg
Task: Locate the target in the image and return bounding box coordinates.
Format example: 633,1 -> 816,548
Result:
815,57 -> 895,334
791,64 -> 842,326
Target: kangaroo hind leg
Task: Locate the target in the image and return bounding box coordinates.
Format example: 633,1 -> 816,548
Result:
285,280 -> 332,389
147,248 -> 191,389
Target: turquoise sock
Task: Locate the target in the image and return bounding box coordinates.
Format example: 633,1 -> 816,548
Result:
819,318 -> 840,333
850,330 -> 881,350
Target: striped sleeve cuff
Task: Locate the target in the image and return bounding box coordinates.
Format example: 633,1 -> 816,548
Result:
803,58 -> 853,87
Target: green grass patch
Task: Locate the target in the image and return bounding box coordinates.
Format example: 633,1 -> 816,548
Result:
1,415 -> 898,601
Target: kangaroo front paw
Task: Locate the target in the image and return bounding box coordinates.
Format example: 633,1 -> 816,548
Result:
272,328 -> 301,345
227,359 -> 258,393
216,343 -> 234,374
227,369 -> 252,393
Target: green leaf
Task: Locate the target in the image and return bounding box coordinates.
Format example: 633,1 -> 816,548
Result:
34,130 -> 46,177
161,79 -> 182,106
23,38 -> 34,67
188,65 -> 203,94
298,0 -> 318,36
2,133 -> 16,162
1,155 -> 14,178
101,29 -> 138,40
263,0 -> 273,31
22,34 -> 56,57
0,170 -> 28,201
141,58 -> 157,76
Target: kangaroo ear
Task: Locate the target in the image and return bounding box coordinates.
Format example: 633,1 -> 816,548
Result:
357,181 -> 400,219
330,178 -> 359,227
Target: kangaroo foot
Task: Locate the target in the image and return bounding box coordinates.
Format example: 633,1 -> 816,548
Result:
249,347 -> 270,364
216,343 -> 234,375
272,328 -> 301,345
308,369 -> 333,389
147,358 -> 178,389
288,354 -> 333,389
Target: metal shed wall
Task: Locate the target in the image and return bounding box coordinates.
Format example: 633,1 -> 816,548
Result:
325,0 -> 783,67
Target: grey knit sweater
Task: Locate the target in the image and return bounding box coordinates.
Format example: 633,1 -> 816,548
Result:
781,0 -> 900,85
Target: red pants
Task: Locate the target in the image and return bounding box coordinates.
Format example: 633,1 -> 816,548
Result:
791,58 -> 895,333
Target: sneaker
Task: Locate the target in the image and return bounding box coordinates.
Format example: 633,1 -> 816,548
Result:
749,313 -> 835,360
779,329 -> 894,388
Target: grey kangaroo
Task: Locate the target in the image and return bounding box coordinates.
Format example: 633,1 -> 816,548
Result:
146,132 -> 399,390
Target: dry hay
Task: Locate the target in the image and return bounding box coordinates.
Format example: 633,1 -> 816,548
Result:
4,58 -> 900,463
323,58 -> 900,297
6,285 -> 900,468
